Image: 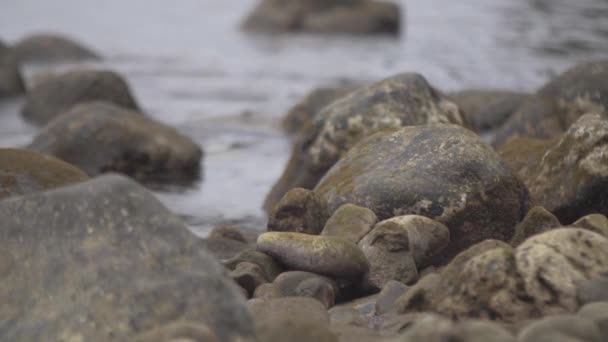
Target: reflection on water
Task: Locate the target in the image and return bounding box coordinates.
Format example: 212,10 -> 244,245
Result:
0,0 -> 606,235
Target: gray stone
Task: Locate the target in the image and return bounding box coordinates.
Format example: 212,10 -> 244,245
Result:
267,187 -> 329,235
518,315 -> 603,342
224,249 -> 283,281
573,214 -> 608,238
510,206 -> 561,246
578,302 -> 608,339
577,276 -> 608,305
230,262 -> 269,298
12,33 -> 100,63
321,203 -> 378,243
0,47 -> 25,98
375,280 -> 409,315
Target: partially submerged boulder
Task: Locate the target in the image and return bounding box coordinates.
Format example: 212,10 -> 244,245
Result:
12,33 -> 100,63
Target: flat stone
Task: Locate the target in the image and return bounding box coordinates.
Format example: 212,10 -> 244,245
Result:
321,203 -> 378,243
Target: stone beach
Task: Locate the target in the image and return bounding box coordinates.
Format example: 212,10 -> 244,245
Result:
1,0 -> 608,341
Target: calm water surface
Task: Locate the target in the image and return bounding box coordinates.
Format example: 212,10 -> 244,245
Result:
1,0 -> 607,235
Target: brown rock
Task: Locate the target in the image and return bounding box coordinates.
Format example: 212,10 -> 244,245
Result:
518,315 -> 603,342
0,47 -> 25,98
12,33 -> 100,63
224,249 -> 283,281
321,203 -> 378,243
572,214 -> 608,238
230,262 -> 269,298
267,187 -> 329,235
510,206 -> 561,246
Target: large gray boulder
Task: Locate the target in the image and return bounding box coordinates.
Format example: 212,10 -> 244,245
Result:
0,174 -> 254,341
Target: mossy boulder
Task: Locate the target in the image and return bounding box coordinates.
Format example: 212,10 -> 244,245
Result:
12,33 -> 100,63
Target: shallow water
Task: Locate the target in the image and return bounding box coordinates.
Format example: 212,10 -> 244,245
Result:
1,0 -> 607,235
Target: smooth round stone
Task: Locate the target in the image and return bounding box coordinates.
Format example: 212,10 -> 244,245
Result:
573,214 -> 608,238
257,232 -> 368,278
578,302 -> 608,339
321,203 -> 378,244
518,315 -> 603,342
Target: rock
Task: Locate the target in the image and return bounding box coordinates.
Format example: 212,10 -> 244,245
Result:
248,296 -> 330,327
242,0 -> 400,36
321,203 -> 378,243
523,114 -> 608,223
315,125 -> 530,261
572,214 -> 608,238
273,271 -> 338,296
282,85 -> 358,137
0,148 -> 88,199
510,206 -> 561,246
12,33 -> 100,63
230,262 -> 269,298
22,70 -> 139,125
203,236 -> 249,261
224,249 -> 283,281
267,187 -> 329,235
257,232 -> 369,278
497,136 -> 556,183
0,47 -> 25,98
273,271 -> 338,308
208,224 -> 248,244
328,294 -> 378,325
449,89 -> 527,133
393,313 -> 455,341
375,280 -> 409,315
398,317 -> 516,342
0,174 -> 254,341
265,73 -> 464,212
28,102 -> 202,186
448,320 -> 516,342
518,315 -> 603,342
577,276 -> 608,305
132,322 -> 219,342
253,283 -> 282,299
516,228 -> 608,315
578,302 -> 608,339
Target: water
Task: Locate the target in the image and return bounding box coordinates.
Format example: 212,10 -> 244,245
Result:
1,0 -> 607,235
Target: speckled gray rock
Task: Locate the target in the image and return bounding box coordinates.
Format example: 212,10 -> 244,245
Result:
29,102 -> 202,186
321,203 -> 378,243
510,206 -> 561,246
257,232 -> 368,278
265,73 -> 464,212
12,33 -> 100,63
22,70 -> 138,125
0,47 -> 25,98
516,228 -> 608,315
523,114 -> 608,223
0,174 -> 254,341
0,148 -> 88,199
242,0 -> 400,36
518,315 -> 603,342
573,214 -> 608,238
224,249 -> 283,281
315,125 -> 530,261
578,302 -> 608,339
267,187 -> 329,235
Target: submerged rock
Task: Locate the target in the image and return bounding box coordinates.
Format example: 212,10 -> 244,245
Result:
265,73 -> 463,212
0,148 -> 88,199
315,125 -> 530,261
22,69 -> 139,125
242,0 -> 401,35
0,47 -> 25,98
12,33 -> 100,63
28,102 -> 202,186
0,174 -> 254,341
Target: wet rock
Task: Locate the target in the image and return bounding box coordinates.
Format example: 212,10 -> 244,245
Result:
230,262 -> 269,298
518,315 -> 603,342
267,187 -> 329,235
265,73 -> 463,212
208,224 -> 248,244
28,102 -> 202,186
321,203 -> 378,243
0,47 -> 25,98
0,174 -> 254,341
273,271 -> 338,307
132,322 -> 219,342
203,235 -> 249,261
257,232 -> 369,278
448,320 -> 516,342
282,85 -> 358,137
224,249 -> 283,281
393,313 -> 454,341
577,276 -> 608,305
516,228 -> 608,315
523,114 -> 608,223
578,302 -> 608,339
256,318 -> 338,342
497,136 -> 556,183
398,318 -> 516,342
572,214 -> 608,238
248,296 -> 330,328
315,125 -> 530,261
375,280 -> 409,315
242,0 -> 400,36
253,283 -> 282,299
0,148 -> 88,199
22,70 -> 139,125
328,294 -> 378,325
387,215 -> 450,268
12,33 -> 100,63
273,271 -> 338,296
449,89 -> 527,133
359,219 -> 419,291
510,206 -> 561,246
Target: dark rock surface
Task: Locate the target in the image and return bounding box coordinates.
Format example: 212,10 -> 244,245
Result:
0,47 -> 25,98
267,187 -> 329,235
12,33 -> 100,63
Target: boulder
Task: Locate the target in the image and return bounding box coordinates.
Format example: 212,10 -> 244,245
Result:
12,33 -> 100,63
578,302 -> 608,339
0,47 -> 25,98
0,148 -> 88,199
22,70 -> 139,125
264,73 -> 463,212
315,125 -> 530,261
0,174 -> 254,341
267,187 -> 329,234
510,206 -> 561,246
28,102 -> 202,186
321,203 -> 378,243
518,315 -> 603,342
242,0 -> 401,35
230,262 -> 269,298
577,276 -> 608,305
224,249 -> 283,281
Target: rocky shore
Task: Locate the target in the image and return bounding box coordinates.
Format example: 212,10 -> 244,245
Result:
1,1 -> 608,341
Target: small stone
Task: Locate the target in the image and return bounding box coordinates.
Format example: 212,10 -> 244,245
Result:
253,283 -> 282,300
0,48 -> 25,98
358,219 -> 419,291
578,302 -> 608,339
572,214 -> 608,238
248,297 -> 330,328
209,225 -> 248,244
295,277 -> 336,309
132,322 -> 219,342
375,280 -> 409,315
518,315 -> 603,342
577,276 -> 608,305
510,206 -> 561,246
273,271 -> 338,297
256,318 -> 338,342
450,320 -> 516,342
230,262 -> 268,298
257,232 -> 368,278
321,203 -> 378,243
267,188 -> 329,235
224,249 -> 283,281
